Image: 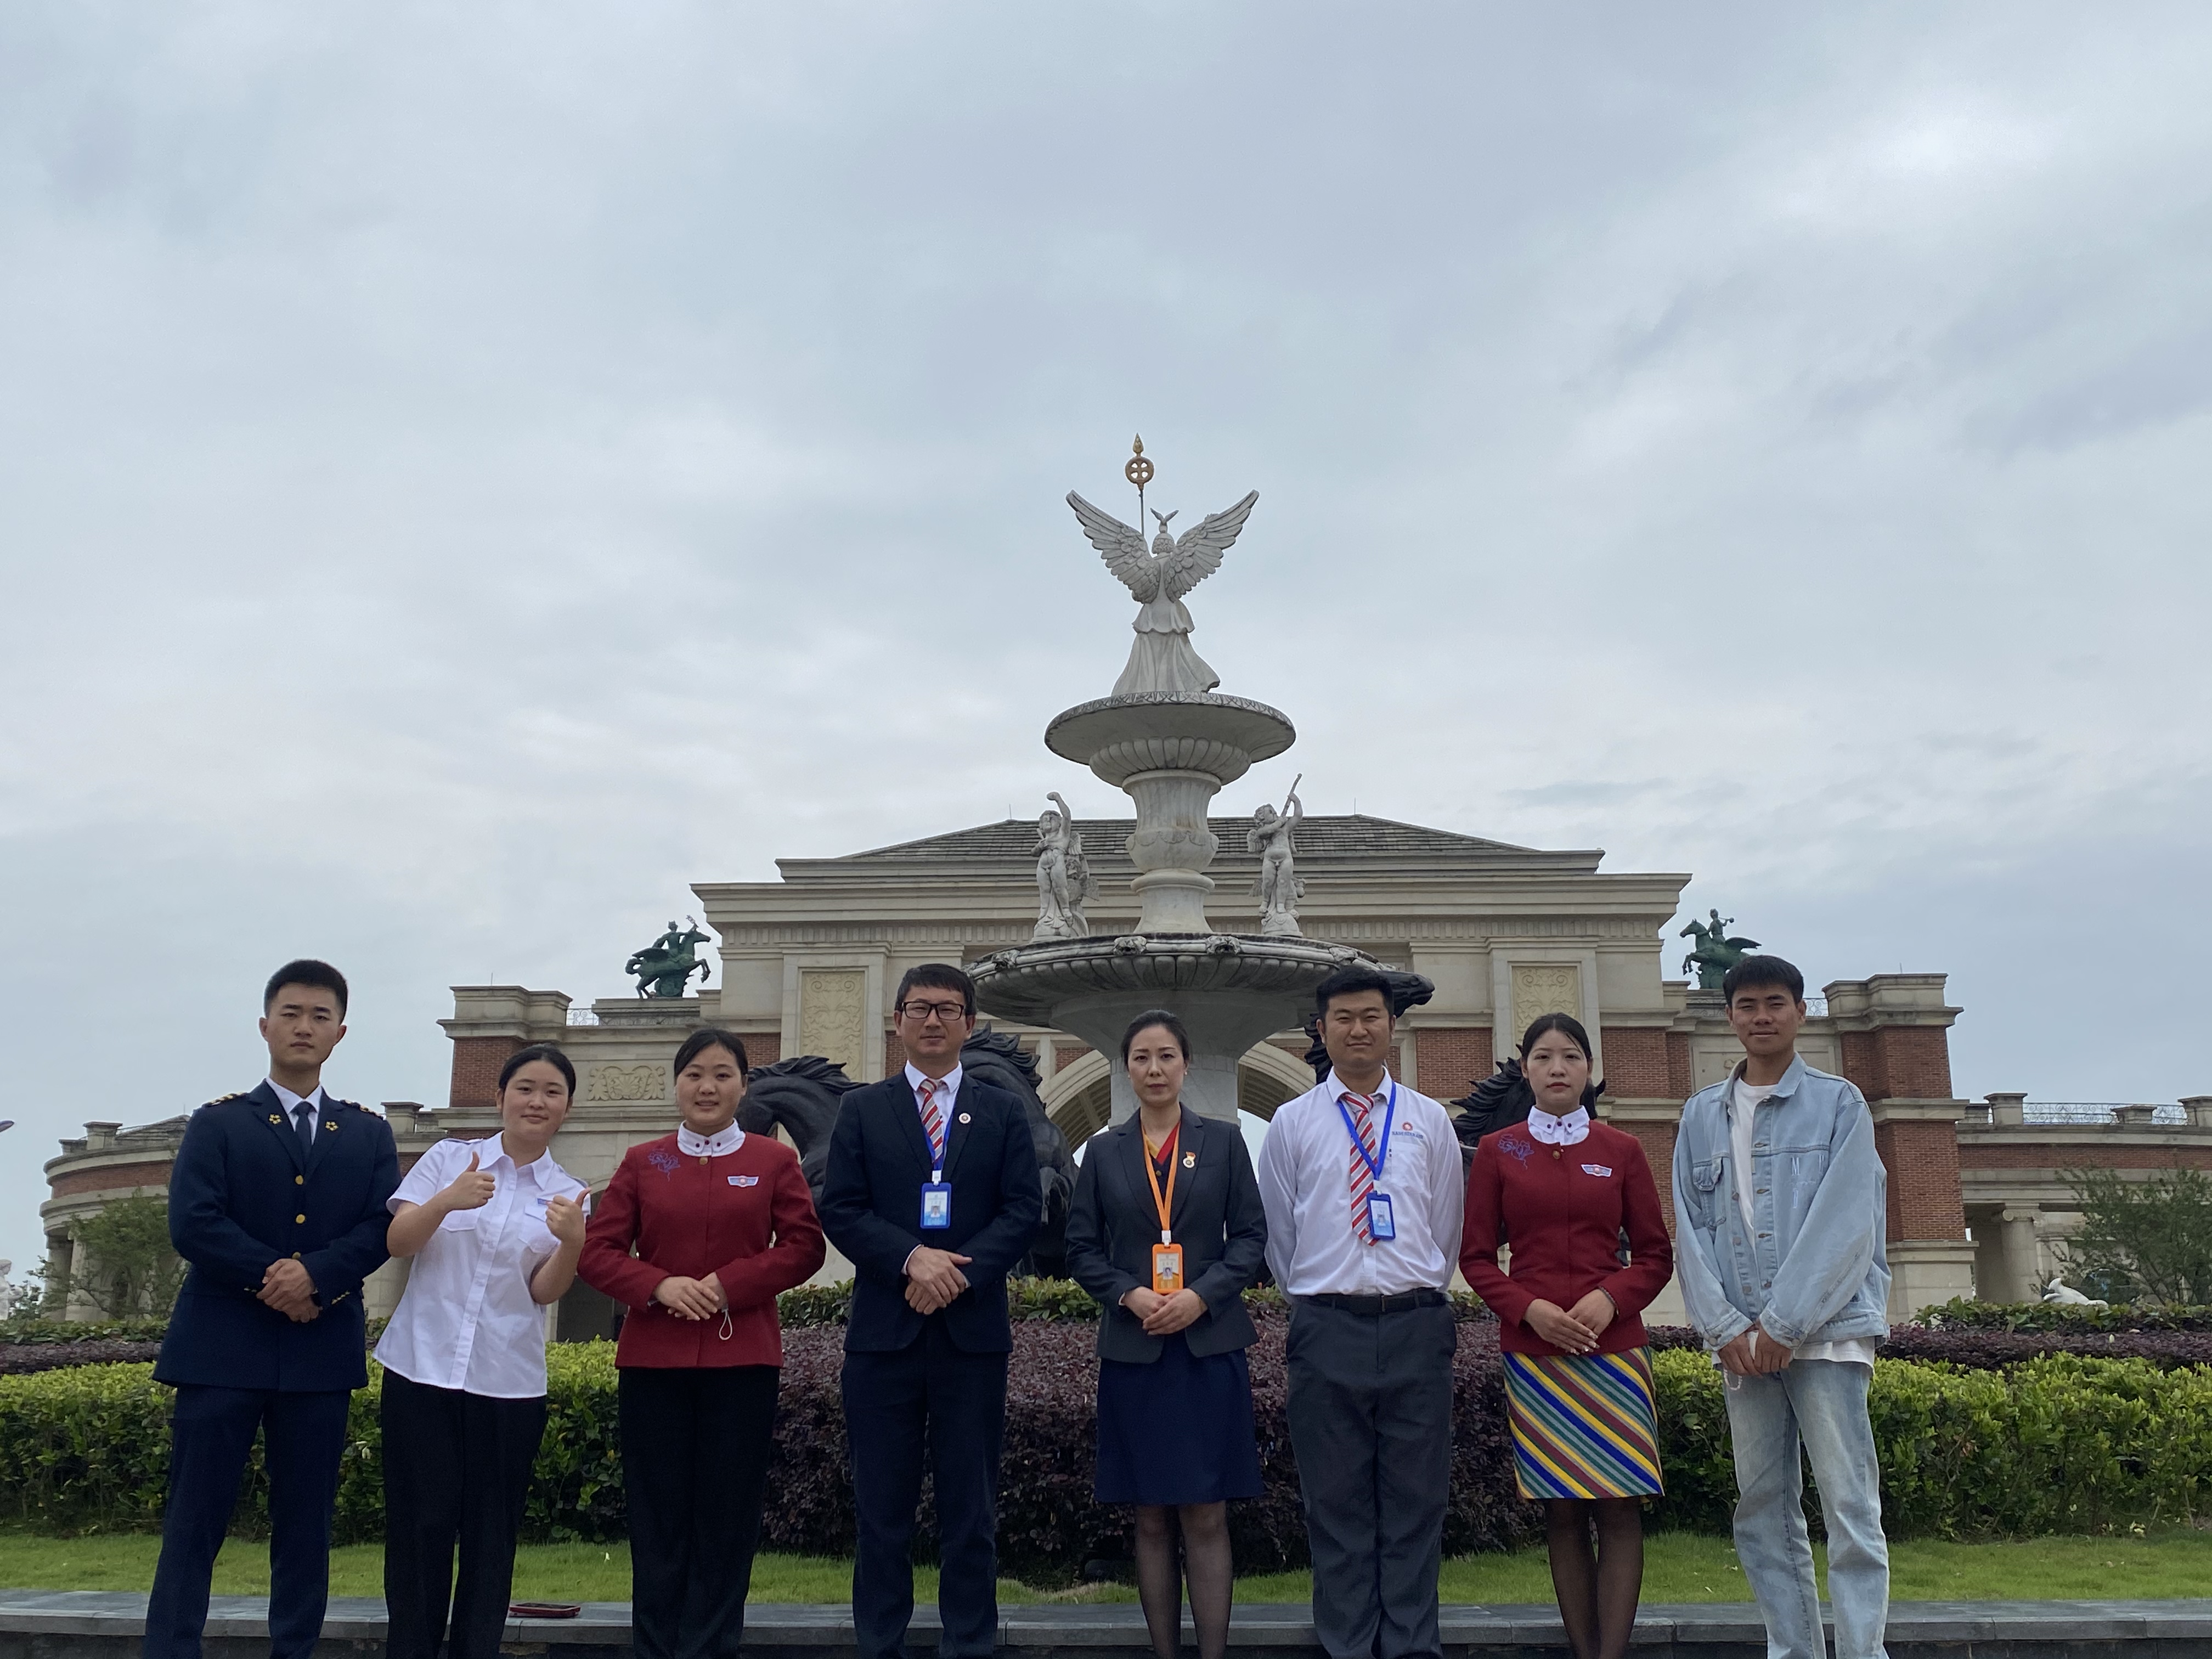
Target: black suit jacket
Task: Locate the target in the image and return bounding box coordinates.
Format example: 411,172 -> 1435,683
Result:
1063,1107 -> 1267,1363
818,1071 -> 1042,1354
155,1083 -> 400,1392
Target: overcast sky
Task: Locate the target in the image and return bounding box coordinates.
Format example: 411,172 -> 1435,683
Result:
3,5 -> 2209,1281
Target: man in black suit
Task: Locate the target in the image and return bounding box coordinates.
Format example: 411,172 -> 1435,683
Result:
819,964 -> 1042,1659
145,961 -> 400,1659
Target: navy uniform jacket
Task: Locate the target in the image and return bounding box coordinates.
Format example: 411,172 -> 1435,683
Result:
155,1082 -> 400,1392
818,1074 -> 1041,1355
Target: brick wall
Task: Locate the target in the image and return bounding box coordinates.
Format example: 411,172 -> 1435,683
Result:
1417,1028 -> 1494,1102
1874,1118 -> 1966,1240
739,1031 -> 781,1070
1599,1028 -> 1670,1098
49,1161 -> 174,1198
1877,1027 -> 1952,1099
1618,1122 -> 1679,1233
450,1036 -> 526,1110
1666,1032 -> 1694,1099
1839,1025 -> 1954,1103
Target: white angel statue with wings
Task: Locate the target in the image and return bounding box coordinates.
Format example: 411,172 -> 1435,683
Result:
1066,488 -> 1260,698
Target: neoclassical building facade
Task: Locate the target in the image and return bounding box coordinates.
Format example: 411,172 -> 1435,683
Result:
42,811 -> 2211,1330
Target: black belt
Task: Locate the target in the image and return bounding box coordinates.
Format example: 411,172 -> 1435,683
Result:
1299,1289 -> 1446,1316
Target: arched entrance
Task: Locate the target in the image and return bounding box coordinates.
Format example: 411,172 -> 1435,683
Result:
1041,1041 -> 1315,1146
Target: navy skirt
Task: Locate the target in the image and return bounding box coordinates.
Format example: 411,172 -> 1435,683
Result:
1094,1333 -> 1265,1506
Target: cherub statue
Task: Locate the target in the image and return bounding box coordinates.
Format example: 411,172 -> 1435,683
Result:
1033,792 -> 1100,941
1246,778 -> 1305,936
0,1260 -> 16,1322
1066,488 -> 1260,697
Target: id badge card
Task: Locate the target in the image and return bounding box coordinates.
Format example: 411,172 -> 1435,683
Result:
1367,1192 -> 1396,1242
920,1179 -> 952,1230
1151,1242 -> 1184,1294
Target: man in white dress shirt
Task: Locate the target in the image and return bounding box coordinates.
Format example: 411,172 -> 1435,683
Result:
1256,966 -> 1465,1659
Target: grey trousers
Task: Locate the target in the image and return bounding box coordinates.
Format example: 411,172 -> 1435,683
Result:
1284,1299 -> 1458,1659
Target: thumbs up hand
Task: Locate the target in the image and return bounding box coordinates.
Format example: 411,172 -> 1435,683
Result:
442,1148 -> 498,1212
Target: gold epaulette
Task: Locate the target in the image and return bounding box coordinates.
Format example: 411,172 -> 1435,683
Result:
201,1091 -> 247,1109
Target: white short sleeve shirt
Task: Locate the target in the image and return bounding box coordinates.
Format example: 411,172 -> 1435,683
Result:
374,1136 -> 590,1398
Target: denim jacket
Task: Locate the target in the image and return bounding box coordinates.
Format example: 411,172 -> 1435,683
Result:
1671,1055 -> 1891,1351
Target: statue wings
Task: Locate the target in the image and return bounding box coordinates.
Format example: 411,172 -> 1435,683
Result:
1066,489 -> 1260,601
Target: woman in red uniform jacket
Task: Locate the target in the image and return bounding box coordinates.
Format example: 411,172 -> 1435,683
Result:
1460,1013 -> 1672,1659
580,1028 -> 825,1659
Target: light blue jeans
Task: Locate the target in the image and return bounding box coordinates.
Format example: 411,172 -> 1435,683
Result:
1722,1359 -> 1889,1659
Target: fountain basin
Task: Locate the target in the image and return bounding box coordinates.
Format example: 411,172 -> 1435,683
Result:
1045,693 -> 1295,788
972,934 -> 1373,1124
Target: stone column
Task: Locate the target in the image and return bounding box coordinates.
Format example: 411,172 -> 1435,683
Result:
1997,1207 -> 2044,1305
1986,1092 -> 2027,1126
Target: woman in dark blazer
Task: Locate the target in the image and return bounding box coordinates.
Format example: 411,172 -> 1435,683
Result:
1063,1008 -> 1268,1659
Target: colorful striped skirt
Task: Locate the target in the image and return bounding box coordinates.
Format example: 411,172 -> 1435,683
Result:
1502,1346 -> 1665,1500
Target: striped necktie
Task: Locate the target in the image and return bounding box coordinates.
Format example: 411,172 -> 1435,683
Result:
918,1079 -> 946,1165
1345,1091 -> 1378,1244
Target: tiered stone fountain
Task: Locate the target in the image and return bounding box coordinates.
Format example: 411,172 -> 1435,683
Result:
969,469 -> 1377,1124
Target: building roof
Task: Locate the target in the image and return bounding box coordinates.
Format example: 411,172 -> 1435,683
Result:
780,814 -> 1603,879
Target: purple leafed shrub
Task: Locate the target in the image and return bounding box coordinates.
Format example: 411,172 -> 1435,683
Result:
757,1314 -> 1540,1574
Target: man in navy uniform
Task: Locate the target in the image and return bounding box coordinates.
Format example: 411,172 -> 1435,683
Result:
819,964 -> 1042,1659
145,960 -> 399,1659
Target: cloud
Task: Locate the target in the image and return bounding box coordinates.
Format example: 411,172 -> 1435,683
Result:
2,2 -> 2209,1272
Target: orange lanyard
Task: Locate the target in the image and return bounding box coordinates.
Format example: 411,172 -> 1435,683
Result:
1141,1124 -> 1179,1244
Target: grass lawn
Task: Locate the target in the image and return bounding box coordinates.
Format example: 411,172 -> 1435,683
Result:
4,1531 -> 2210,1604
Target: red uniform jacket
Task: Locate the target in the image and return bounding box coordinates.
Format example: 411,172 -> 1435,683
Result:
580,1131 -> 825,1368
1459,1119 -> 1673,1358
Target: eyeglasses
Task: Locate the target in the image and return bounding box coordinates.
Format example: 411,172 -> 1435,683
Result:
896,1000 -> 970,1024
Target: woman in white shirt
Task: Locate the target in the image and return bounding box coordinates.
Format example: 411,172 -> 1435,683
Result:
377,1043 -> 589,1659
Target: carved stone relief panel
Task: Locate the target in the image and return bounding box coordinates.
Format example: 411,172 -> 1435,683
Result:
1509,963 -> 1583,1045
585,1063 -> 667,1103
799,969 -> 869,1075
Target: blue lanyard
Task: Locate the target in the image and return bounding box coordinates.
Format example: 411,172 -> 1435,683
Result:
1335,1082 -> 1397,1186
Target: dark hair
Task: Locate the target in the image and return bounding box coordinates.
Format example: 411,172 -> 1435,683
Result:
672,1027 -> 750,1079
895,963 -> 975,1019
264,959 -> 348,1018
1119,1008 -> 1193,1064
1517,1013 -> 1602,1110
498,1042 -> 577,1096
1314,965 -> 1396,1020
1722,954 -> 1805,1004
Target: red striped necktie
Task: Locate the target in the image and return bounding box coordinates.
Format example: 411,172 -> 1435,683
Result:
918,1079 -> 947,1165
1345,1091 -> 1379,1243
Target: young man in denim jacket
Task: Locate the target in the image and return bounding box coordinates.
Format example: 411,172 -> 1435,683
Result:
1672,955 -> 1892,1659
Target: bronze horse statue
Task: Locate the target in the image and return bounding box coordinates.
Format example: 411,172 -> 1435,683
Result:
737,1032 -> 1076,1279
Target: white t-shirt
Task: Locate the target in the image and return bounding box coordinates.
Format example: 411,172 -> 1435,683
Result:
1729,1077 -> 1876,1369
375,1136 -> 589,1398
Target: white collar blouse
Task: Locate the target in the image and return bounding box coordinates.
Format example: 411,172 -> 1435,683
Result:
374,1135 -> 589,1398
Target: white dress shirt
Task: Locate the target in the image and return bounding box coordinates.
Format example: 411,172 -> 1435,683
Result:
375,1135 -> 589,1398
1527,1105 -> 1590,1146
268,1081 -> 326,1144
1256,1070 -> 1465,1297
904,1063 -> 963,1167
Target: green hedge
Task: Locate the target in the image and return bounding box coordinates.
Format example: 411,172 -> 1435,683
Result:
8,1345 -> 2210,1545
1650,1350 -> 2212,1536
1917,1297 -> 2212,1334
0,1317 -> 172,1346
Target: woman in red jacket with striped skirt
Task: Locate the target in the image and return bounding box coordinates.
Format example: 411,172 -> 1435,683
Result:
579,1028 -> 825,1659
1459,1013 -> 1672,1659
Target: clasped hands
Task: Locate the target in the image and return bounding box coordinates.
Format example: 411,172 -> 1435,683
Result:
1120,1286 -> 1205,1336
651,1272 -> 729,1321
258,1259 -> 319,1323
1718,1325 -> 1795,1375
904,1247 -> 972,1314
1522,1290 -> 1617,1356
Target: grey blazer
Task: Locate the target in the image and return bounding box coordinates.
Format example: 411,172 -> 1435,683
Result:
1062,1107 -> 1268,1363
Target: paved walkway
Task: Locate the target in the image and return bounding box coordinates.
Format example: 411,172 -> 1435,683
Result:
2,1591 -> 2209,1658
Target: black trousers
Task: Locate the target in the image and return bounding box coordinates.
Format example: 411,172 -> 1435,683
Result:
144,1384 -> 352,1659
380,1371 -> 549,1659
618,1366 -> 781,1659
1285,1299 -> 1458,1659
841,1321 -> 1009,1659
